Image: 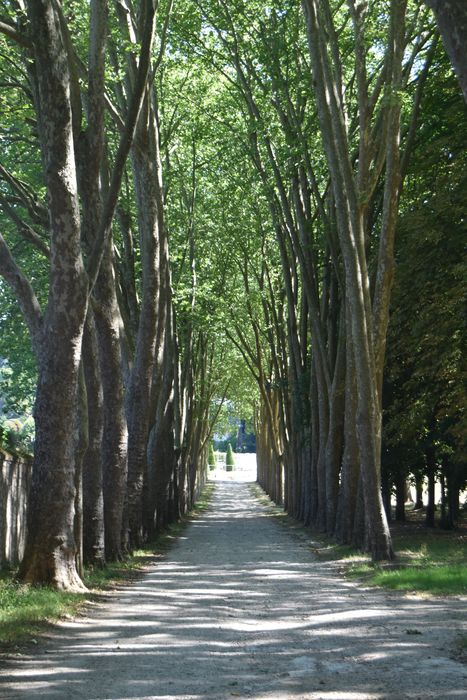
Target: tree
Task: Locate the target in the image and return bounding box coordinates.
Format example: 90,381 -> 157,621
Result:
8,0 -> 91,591
383,56 -> 467,527
169,0 -> 443,559
299,0 -> 435,559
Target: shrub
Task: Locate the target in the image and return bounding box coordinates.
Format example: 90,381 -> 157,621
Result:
0,417 -> 34,455
208,443 -> 216,470
226,443 -> 235,471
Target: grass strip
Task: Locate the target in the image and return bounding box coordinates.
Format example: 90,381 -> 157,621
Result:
370,564 -> 467,595
356,532 -> 466,595
0,480 -> 215,652
0,578 -> 83,649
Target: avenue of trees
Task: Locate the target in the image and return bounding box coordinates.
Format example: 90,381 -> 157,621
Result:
0,0 -> 465,590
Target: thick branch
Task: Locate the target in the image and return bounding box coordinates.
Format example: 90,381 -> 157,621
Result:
0,18 -> 31,48
0,233 -> 42,349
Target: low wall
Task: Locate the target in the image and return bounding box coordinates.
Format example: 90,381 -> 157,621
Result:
0,450 -> 32,568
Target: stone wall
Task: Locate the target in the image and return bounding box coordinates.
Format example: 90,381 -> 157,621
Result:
0,450 -> 32,568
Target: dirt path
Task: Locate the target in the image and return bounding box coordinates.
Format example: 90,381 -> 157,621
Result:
1,475 -> 466,699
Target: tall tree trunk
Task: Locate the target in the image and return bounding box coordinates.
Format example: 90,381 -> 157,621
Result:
308,368 -> 320,525
415,475 -> 424,510
314,357 -> 329,532
19,1 -> 88,591
94,248 -> 128,561
74,366 -> 88,580
334,324 -> 360,544
82,314 -> 105,567
126,97 -> 165,548
324,320 -> 345,533
394,472 -> 406,522
381,466 -> 392,523
144,281 -> 173,537
446,470 -> 459,529
76,0 -> 116,564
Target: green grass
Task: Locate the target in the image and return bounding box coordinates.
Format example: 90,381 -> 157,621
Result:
0,576 -> 83,648
392,532 -> 466,563
370,564 -> 467,595
346,533 -> 467,595
0,481 -> 216,652
84,552 -> 151,590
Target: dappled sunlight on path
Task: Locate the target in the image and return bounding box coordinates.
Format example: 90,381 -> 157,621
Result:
1,479 -> 466,699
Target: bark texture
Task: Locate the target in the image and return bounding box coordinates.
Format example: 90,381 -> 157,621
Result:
82,316 -> 105,567
19,1 -> 88,591
425,1 -> 467,101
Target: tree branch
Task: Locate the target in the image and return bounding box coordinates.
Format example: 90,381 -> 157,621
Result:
0,196 -> 50,258
0,162 -> 49,227
0,233 -> 42,349
152,0 -> 174,73
0,18 -> 31,48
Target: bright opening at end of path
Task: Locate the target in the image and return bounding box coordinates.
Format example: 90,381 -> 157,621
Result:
210,452 -> 257,483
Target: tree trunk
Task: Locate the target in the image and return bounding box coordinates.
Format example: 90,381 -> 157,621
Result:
94,248 -> 128,561
352,474 -> 367,550
19,1 -> 88,591
381,460 -> 392,523
425,451 -> 436,527
314,353 -> 329,532
126,96 -> 165,548
440,464 -> 457,530
324,321 -> 345,533
394,472 -> 406,522
308,368 -> 319,525
67,0 -> 108,568
425,1 -> 467,102
74,366 -> 88,580
447,472 -> 459,529
439,473 -> 448,527
414,476 -> 424,510
335,338 -> 361,544
82,314 -> 105,567
302,0 -> 394,560
144,297 -> 173,537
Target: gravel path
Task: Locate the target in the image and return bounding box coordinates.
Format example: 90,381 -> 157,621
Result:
1,474 -> 466,699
